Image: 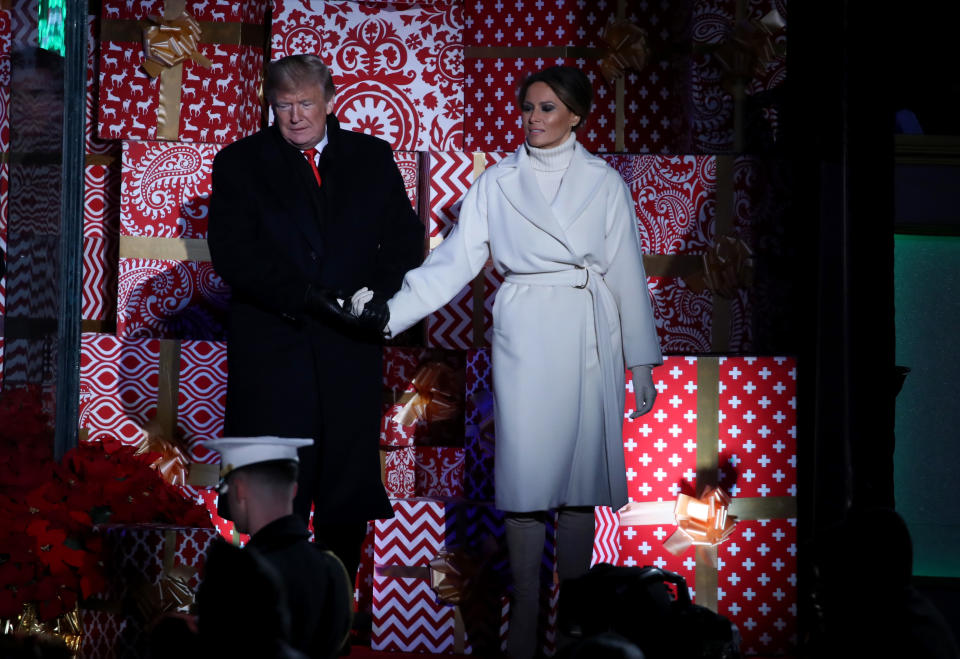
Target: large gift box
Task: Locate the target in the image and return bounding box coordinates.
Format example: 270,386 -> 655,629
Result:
381,347 -> 465,447
97,0 -> 267,143
593,355 -> 797,655
463,0 -> 689,154
78,333 -> 227,491
80,525 -> 217,659
270,0 -> 464,151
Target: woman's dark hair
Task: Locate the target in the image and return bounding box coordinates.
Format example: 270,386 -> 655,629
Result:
517,65 -> 592,129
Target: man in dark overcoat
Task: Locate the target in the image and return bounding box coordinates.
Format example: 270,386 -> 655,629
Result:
207,54 -> 424,579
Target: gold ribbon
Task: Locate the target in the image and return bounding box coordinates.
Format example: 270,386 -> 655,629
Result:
129,528 -> 197,624
133,340 -> 190,487
7,603 -> 83,652
119,235 -> 212,262
617,356 -> 797,612
598,19 -> 651,84
391,361 -> 464,428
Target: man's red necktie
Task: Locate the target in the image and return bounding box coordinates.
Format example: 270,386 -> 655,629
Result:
303,148 -> 322,187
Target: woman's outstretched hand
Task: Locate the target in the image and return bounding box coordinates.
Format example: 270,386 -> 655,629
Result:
629,365 -> 657,419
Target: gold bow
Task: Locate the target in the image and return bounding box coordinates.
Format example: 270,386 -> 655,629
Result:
686,234 -> 754,299
136,418 -> 191,487
711,9 -> 786,91
599,19 -> 651,84
663,486 -> 738,561
141,10 -> 213,79
392,361 -> 464,429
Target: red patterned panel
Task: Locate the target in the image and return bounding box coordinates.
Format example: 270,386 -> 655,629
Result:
393,150 -> 419,209
116,258 -> 229,341
121,141 -> 219,239
82,235 -> 117,323
591,506 -> 620,566
179,339 -> 228,465
86,14 -> 119,157
79,334 -> 162,445
718,519 -> 797,655
425,263 -> 502,350
84,163 -> 121,239
414,446 -> 465,498
718,356 -> 797,499
382,447 -> 416,499
0,9 -> 10,154
272,1 -> 464,151
625,357 -> 699,503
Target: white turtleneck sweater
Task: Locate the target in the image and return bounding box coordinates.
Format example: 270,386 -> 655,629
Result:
525,132 -> 577,205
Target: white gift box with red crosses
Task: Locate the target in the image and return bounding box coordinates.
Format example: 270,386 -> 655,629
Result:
593,355 -> 797,656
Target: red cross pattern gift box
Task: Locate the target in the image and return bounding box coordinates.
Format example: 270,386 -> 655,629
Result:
270,0 -> 464,151
80,525 -> 217,659
97,0 -> 267,143
593,355 -> 797,656
463,0 -> 690,154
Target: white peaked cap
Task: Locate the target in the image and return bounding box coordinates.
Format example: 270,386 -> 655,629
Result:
202,436 -> 313,479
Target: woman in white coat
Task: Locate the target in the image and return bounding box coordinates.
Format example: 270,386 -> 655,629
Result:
354,66 -> 662,658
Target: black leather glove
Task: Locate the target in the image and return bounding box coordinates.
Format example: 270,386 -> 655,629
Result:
303,285 -> 354,325
357,294 -> 390,335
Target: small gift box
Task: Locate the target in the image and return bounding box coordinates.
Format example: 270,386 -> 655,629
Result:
596,354 -> 798,655
80,525 -> 217,659
270,0 -> 464,151
381,347 -> 465,447
97,0 -> 267,143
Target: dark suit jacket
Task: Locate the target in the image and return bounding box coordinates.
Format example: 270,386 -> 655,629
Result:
208,116 -> 423,523
247,515 -> 354,659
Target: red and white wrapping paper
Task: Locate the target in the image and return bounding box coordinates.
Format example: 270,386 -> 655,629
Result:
117,141 -> 229,340
270,0 -> 464,151
0,8 -> 9,324
78,334 -> 227,483
686,0 -> 788,153
381,446 -> 466,499
372,497 -> 514,655
463,347 -> 495,501
604,355 -> 797,655
424,151 -> 507,349
97,0 -> 266,143
601,153 -> 753,353
381,347 -> 465,448
81,525 -> 217,659
463,0 -> 688,153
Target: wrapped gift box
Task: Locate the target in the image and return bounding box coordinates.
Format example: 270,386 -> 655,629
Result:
97,0 -> 266,144
381,347 -> 465,447
86,13 -> 120,158
601,153 -> 755,353
686,0 -> 788,153
80,525 -> 217,659
424,151 -> 507,349
463,0 -> 689,153
270,0 -> 464,151
372,497 -> 512,655
78,333 -> 227,495
597,354 -> 797,655
381,446 -> 465,499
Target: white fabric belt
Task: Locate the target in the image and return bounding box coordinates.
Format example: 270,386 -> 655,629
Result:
505,266 -> 626,505
504,268 -> 590,288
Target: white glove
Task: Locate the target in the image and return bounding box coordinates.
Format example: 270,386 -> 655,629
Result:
350,287 -> 374,317
629,365 -> 657,419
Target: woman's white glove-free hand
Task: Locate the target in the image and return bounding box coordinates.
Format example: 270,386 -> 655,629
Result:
629,365 -> 657,419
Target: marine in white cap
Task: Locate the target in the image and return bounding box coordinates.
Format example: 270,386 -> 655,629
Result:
200,436 -> 353,656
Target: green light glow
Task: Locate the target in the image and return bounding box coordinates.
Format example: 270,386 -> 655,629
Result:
38,0 -> 66,56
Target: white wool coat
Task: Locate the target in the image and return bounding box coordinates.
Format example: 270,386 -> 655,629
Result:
388,141 -> 662,512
